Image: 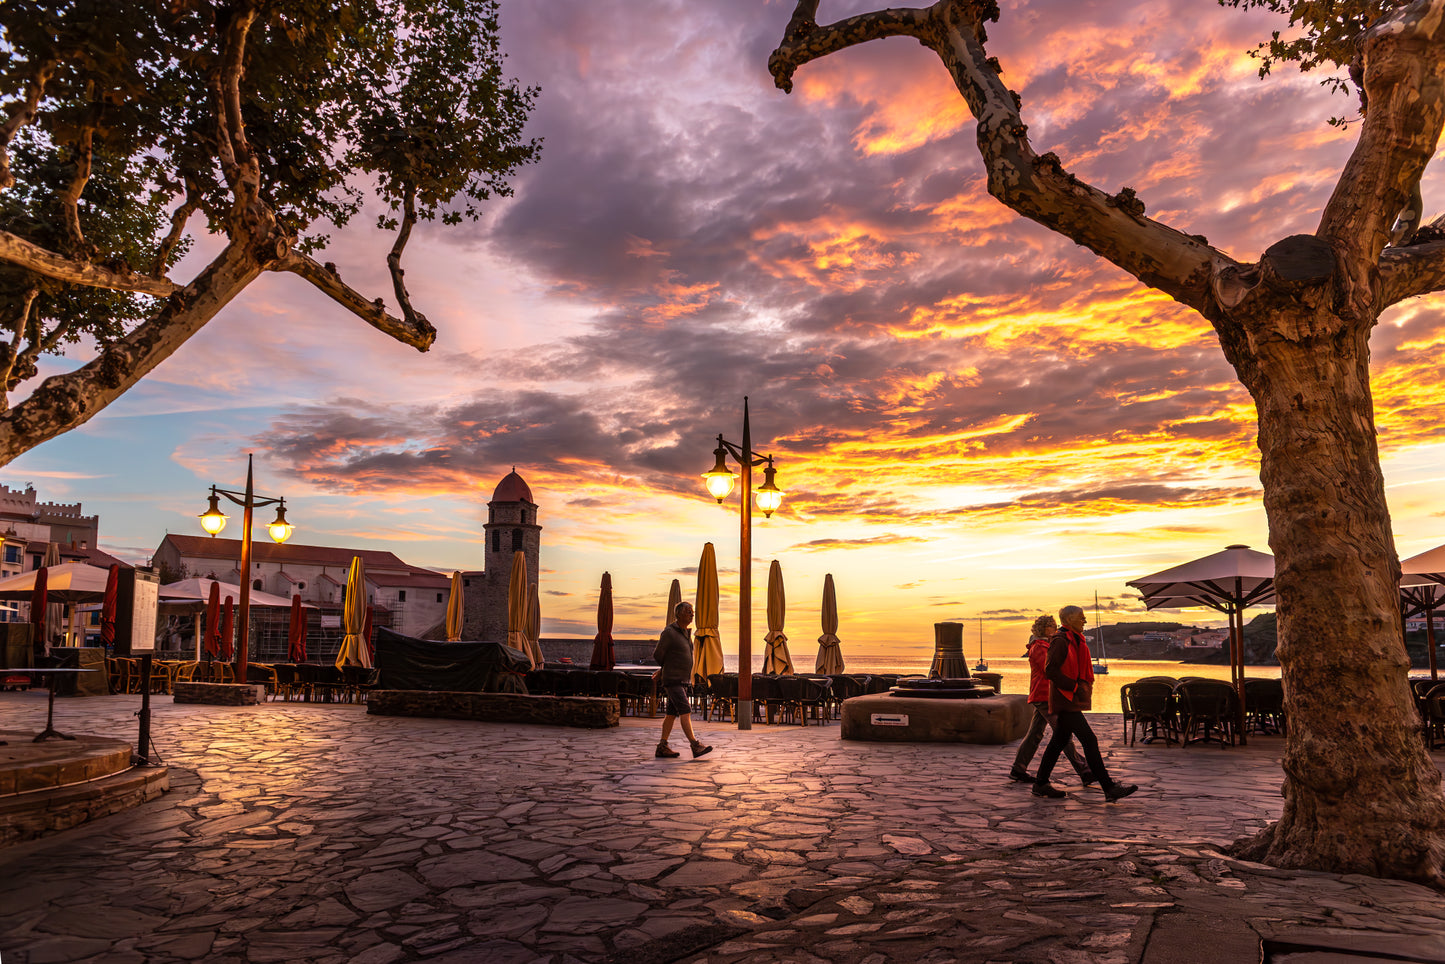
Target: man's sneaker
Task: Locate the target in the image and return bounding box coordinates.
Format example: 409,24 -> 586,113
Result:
1104,782 -> 1139,803
1031,782 -> 1065,798
1008,768 -> 1033,783
655,741 -> 680,758
691,741 -> 713,758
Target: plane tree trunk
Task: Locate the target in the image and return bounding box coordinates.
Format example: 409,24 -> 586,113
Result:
770,0 -> 1445,884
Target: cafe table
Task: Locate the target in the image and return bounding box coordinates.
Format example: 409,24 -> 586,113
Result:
614,664 -> 660,718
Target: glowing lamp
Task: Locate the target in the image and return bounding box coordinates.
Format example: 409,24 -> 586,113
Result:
199,491 -> 228,536
703,443 -> 737,502
754,461 -> 783,518
267,502 -> 294,544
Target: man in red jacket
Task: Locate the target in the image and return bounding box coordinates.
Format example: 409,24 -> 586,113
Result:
1032,605 -> 1138,802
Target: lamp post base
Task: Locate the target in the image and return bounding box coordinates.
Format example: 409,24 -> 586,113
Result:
737,698 -> 753,730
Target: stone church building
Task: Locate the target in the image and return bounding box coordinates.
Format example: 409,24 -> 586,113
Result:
462,469 -> 541,642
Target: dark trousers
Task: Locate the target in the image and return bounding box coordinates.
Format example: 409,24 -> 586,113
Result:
1036,710 -> 1112,789
1012,701 -> 1088,777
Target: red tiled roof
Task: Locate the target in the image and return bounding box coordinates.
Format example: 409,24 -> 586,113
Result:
159,534 -> 429,573
375,572 -> 449,589
491,469 -> 534,504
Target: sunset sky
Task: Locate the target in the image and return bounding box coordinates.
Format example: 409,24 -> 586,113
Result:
8,0 -> 1445,665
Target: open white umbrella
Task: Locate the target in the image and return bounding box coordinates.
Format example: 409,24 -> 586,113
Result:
1399,544 -> 1445,680
816,573 -> 844,674
1127,544 -> 1276,744
0,562 -> 113,602
763,560 -> 793,675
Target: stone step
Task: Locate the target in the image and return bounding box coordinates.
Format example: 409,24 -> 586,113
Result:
0,731 -> 170,846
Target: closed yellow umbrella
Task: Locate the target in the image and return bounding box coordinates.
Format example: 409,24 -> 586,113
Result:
693,543 -> 724,683
526,581 -> 544,668
667,578 -> 682,626
506,551 -> 536,669
763,559 -> 793,674
335,556 -> 372,669
445,570 -> 465,641
816,572 -> 844,674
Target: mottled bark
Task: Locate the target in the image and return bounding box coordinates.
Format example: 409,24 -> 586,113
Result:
771,0 -> 1445,884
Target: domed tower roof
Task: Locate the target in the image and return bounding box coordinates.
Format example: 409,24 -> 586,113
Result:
491,468 -> 534,504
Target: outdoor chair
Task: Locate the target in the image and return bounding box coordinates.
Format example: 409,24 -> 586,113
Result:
271,663 -> 298,701
691,674 -> 712,716
247,663 -> 278,697
614,673 -> 646,717
795,675 -> 831,725
173,661 -> 200,684
1174,679 -> 1238,748
104,657 -> 122,694
1411,678 -> 1440,720
146,659 -> 170,695
340,666 -> 377,703
828,674 -> 868,718
311,665 -> 346,702
707,673 -> 737,722
1425,685 -> 1445,750
754,674 -> 781,723
1123,681 -> 1178,746
1243,678 -> 1285,735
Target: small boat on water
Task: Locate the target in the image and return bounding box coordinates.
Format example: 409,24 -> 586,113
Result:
973,617 -> 988,672
1092,591 -> 1109,673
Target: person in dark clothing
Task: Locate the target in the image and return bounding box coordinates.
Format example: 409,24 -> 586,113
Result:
1033,605 -> 1138,802
652,601 -> 713,759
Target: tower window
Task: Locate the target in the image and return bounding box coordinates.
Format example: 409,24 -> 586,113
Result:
436,593 -> 443,603
511,529 -> 523,552
491,530 -> 501,553
398,590 -> 407,602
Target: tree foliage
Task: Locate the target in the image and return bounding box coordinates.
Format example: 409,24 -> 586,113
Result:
0,0 -> 539,458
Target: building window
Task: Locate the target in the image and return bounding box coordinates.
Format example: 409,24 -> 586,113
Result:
297,581 -> 306,590
3,546 -> 19,564
511,529 -> 523,552
253,579 -> 263,590
398,590 -> 407,602
491,530 -> 501,553
436,593 -> 443,603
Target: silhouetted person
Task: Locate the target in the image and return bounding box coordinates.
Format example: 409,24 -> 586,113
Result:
652,601 -> 712,759
1009,613 -> 1093,786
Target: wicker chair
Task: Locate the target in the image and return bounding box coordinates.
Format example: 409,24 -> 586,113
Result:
1122,680 -> 1178,746
1243,678 -> 1285,734
1174,679 -> 1238,748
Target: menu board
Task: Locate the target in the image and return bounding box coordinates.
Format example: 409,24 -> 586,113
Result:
127,571 -> 161,653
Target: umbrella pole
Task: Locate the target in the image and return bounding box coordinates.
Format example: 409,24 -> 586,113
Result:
1232,604 -> 1248,746
1427,602 -> 1438,681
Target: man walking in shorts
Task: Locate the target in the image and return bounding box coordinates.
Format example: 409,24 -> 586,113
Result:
653,601 -> 713,759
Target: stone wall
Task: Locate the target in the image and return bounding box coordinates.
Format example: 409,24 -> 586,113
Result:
367,690 -> 618,728
172,682 -> 265,705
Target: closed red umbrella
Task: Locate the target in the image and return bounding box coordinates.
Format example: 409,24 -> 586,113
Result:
363,605 -> 375,664
220,596 -> 234,661
204,581 -> 222,658
589,572 -> 615,670
30,566 -> 48,653
99,564 -> 120,650
287,593 -> 306,662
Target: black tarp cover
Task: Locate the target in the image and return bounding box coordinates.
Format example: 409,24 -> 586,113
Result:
374,627 -> 531,692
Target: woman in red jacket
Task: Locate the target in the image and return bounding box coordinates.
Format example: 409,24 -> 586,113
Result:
1008,614 -> 1093,785
1033,605 -> 1138,802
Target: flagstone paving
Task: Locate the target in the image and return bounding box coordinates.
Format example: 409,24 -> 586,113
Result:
0,691 -> 1442,963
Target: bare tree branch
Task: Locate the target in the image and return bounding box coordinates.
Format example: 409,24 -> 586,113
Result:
211,2 -> 263,206
1380,236 -> 1445,305
384,182 -> 434,342
768,2 -> 933,94
1318,2 -> 1445,265
276,252 -> 437,351
770,0 -> 1231,314
0,285 -> 39,409
0,244 -> 265,463
0,229 -> 182,297
154,183 -> 201,278
0,59 -> 55,192
59,117 -> 95,253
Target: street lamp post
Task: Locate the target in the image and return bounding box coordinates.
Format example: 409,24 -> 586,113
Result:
702,396 -> 783,730
197,454 -> 294,683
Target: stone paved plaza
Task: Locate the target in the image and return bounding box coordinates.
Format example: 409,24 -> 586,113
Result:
0,691 -> 1443,963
